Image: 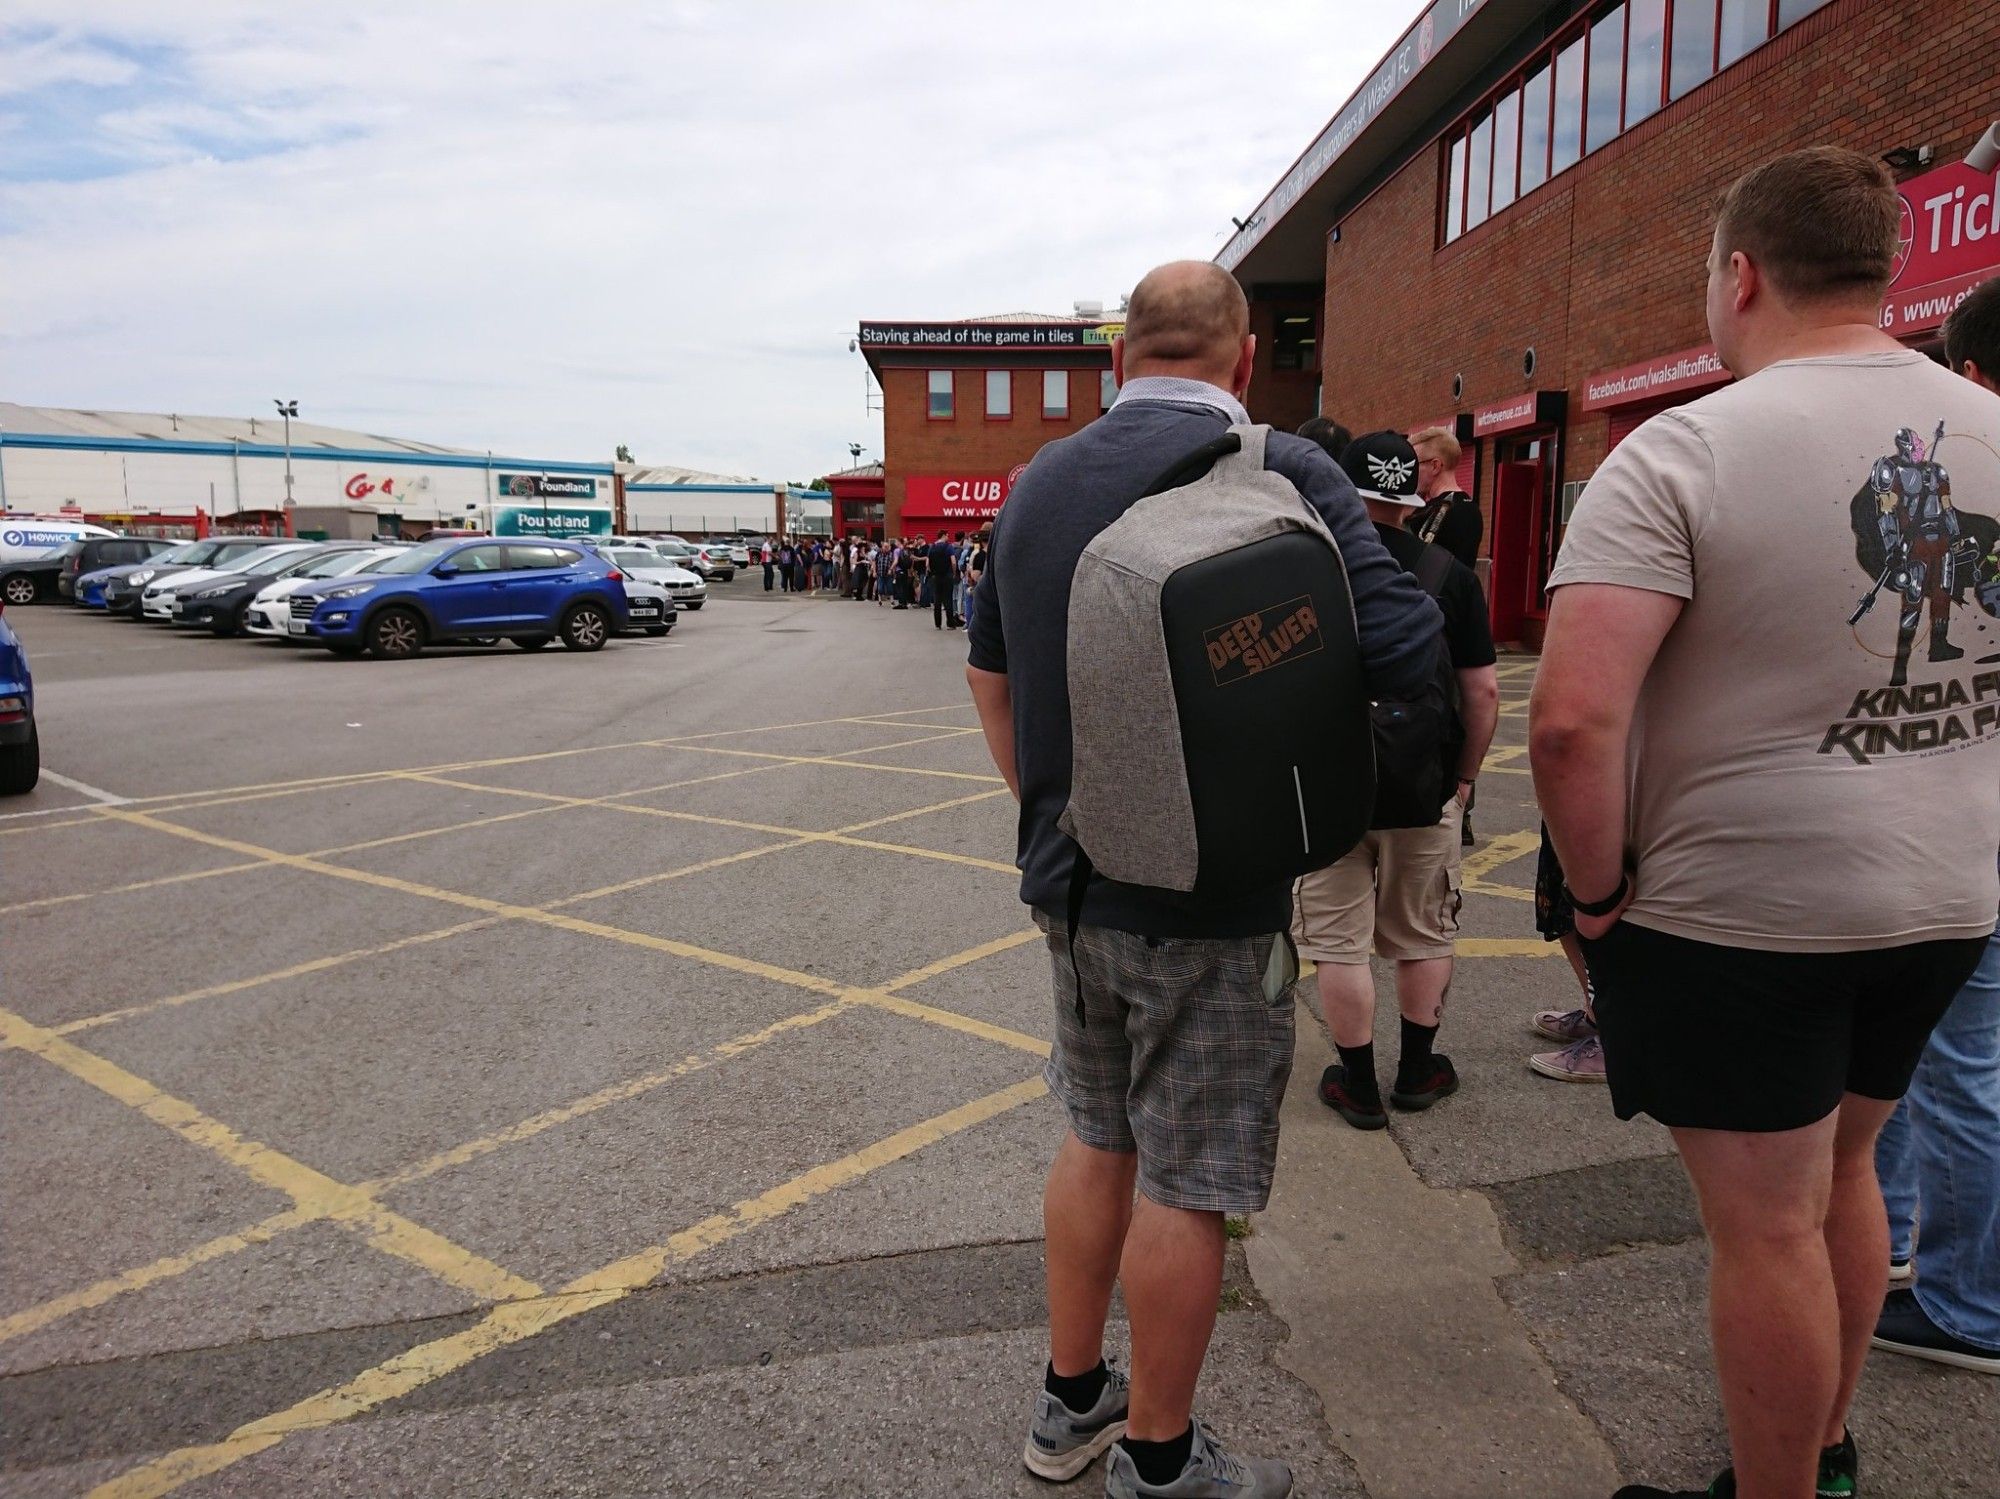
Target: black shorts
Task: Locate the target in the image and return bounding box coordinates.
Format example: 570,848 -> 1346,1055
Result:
1578,921 -> 1987,1132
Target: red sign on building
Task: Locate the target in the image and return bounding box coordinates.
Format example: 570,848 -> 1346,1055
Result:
1881,161 -> 2000,336
1580,343 -> 1731,411
901,473 -> 1013,522
1471,392 -> 1539,437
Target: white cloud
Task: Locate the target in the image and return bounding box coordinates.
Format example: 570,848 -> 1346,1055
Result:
0,2 -> 1408,479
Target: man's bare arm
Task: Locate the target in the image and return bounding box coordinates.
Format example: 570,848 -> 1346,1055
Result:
1454,663 -> 1501,793
1529,583 -> 1684,936
966,664 -> 1019,801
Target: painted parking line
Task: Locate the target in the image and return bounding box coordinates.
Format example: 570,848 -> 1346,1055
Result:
84,1077 -> 1049,1499
39,769 -> 131,805
0,1006 -> 539,1305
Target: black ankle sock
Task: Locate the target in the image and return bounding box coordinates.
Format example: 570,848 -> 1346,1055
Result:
1334,1042 -> 1379,1102
1044,1358 -> 1108,1413
1396,1018 -> 1439,1086
1120,1425 -> 1194,1486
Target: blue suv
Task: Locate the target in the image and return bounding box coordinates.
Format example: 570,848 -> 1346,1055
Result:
0,600 -> 37,793
289,538 -> 629,659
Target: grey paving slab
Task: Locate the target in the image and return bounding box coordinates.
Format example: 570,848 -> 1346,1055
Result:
9,863 -> 474,1029
1486,1154 -> 1702,1265
0,1053 -> 287,1326
195,1319 -> 1364,1499
0,814 -> 251,909
1504,1239 -> 2000,1498
583,836 -> 1030,989
150,776 -> 532,856
378,1003 -> 1044,1290
84,922 -> 831,1184
0,1217 -> 482,1376
319,799 -> 781,908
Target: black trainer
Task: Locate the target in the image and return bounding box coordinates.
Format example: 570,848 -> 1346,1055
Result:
1317,1064 -> 1387,1130
1390,1054 -> 1459,1110
1873,1286 -> 2000,1373
1617,1431 -> 1858,1499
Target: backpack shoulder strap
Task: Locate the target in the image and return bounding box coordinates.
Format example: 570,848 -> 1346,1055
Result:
1415,503 -> 1445,543
1412,541 -> 1453,599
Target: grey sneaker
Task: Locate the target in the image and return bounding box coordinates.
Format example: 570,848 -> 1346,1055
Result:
1531,1006 -> 1597,1043
1528,1034 -> 1608,1083
1104,1419 -> 1292,1497
1023,1364 -> 1130,1481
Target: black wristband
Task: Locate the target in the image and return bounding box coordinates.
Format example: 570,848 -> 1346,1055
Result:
1567,873 -> 1629,919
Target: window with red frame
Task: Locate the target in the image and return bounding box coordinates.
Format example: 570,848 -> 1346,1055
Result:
1439,0 -> 1834,247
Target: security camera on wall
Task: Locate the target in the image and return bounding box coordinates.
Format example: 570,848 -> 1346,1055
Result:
1970,121 -> 2000,174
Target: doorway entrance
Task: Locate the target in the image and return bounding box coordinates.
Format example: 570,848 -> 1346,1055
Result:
1486,431 -> 1561,644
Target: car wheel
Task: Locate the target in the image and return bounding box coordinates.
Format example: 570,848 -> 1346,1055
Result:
2,573 -> 39,606
0,723 -> 39,795
212,603 -> 249,638
560,603 -> 610,651
512,635 -> 552,651
366,607 -> 426,659
644,625 -> 669,637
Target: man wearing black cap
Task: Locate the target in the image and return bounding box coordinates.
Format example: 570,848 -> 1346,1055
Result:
1292,431 -> 1501,1129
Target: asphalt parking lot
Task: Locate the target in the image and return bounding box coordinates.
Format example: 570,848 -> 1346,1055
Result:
4,585 -> 1996,1499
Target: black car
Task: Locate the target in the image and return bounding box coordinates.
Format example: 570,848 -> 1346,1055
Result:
100,537 -> 300,618
57,536 -> 174,600
161,542 -> 384,636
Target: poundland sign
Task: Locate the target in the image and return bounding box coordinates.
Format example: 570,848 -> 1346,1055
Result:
495,505 -> 612,537
498,473 -> 598,500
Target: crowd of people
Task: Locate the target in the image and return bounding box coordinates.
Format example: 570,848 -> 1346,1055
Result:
962,146 -> 2000,1499
754,532 -> 986,630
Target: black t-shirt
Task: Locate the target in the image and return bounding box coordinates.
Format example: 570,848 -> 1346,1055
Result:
1407,490 -> 1482,568
1374,522 -> 1495,670
927,541 -> 958,581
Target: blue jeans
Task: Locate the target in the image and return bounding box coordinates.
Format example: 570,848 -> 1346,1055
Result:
1877,929 -> 2000,1350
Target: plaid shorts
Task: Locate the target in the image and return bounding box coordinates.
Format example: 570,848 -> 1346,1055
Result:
1038,917 -> 1298,1214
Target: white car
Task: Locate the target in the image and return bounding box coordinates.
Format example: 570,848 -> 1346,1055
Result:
703,537 -> 753,567
601,546 -> 706,611
140,542 -> 315,619
245,547 -> 405,638
644,537 -> 730,582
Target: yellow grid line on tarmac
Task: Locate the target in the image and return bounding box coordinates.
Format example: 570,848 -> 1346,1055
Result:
1459,827 -> 1540,904
5,916 -> 1045,1350
0,704 -> 974,837
407,772 -> 1019,876
86,1077 -> 1049,1499
0,1006 -> 540,1306
0,731 -> 974,914
630,740 -> 1005,784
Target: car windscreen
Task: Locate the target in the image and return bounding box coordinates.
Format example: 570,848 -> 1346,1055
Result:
146,542 -> 207,566
369,539 -> 461,575
271,549 -> 350,578
220,547 -> 307,575
608,550 -> 657,570
323,550 -> 398,576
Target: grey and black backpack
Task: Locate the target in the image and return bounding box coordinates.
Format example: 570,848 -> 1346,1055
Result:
1057,425 -> 1376,981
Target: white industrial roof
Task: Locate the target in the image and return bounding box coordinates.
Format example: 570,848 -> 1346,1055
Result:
0,401 -> 482,456
623,463 -> 765,486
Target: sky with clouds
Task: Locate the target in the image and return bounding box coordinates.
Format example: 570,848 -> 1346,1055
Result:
1,3 -> 1410,480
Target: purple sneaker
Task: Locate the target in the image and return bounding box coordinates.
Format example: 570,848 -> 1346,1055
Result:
1528,1034 -> 1608,1083
1530,1006 -> 1597,1043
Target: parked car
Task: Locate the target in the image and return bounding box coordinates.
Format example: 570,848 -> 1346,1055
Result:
288,537 -> 630,659
245,547 -> 406,639
162,542 -> 383,635
619,577 -> 676,637
645,537 -> 731,583
56,536 -> 175,600
99,537 -> 301,617
703,536 -> 753,567
141,541 -> 316,620
598,546 -> 706,611
1,518 -> 117,605
0,602 -> 37,794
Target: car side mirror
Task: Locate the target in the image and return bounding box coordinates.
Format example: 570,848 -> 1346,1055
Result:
432,563 -> 460,577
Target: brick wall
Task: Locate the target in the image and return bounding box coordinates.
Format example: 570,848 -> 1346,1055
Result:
1318,0 -> 1999,553
878,363 -> 1110,536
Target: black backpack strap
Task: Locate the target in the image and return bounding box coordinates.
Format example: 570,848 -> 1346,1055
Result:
1065,844 -> 1093,1026
1138,432 -> 1242,499
1413,541 -> 1453,599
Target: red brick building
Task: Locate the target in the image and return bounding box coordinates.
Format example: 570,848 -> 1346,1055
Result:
1223,0 -> 2000,643
855,314 -> 1118,541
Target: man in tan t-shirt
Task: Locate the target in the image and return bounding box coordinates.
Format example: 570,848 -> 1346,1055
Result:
1532,147 -> 2000,1499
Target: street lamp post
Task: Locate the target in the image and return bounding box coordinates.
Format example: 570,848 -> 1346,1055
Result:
273,400 -> 299,532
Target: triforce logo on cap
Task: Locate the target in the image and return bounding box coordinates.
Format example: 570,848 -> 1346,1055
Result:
1339,430 -> 1425,506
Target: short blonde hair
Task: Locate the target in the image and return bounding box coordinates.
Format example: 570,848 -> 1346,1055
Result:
1410,426 -> 1461,466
